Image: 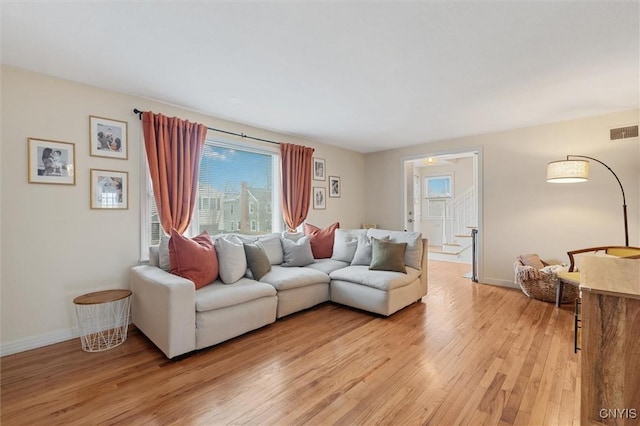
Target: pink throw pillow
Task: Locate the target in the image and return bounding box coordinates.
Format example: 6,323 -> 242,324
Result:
169,229 -> 218,289
304,222 -> 339,259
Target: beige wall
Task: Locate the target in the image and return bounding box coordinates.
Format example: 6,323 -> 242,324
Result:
365,110 -> 640,286
0,66 -> 365,354
2,65 -> 638,354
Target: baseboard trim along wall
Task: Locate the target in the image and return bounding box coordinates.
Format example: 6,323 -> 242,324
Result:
480,277 -> 519,289
1,315 -> 134,357
1,328 -> 79,357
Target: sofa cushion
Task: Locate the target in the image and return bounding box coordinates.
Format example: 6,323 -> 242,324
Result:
168,230 -> 218,289
306,258 -> 350,275
304,222 -> 339,259
367,229 -> 423,270
330,265 -> 421,291
238,233 -> 283,265
260,265 -> 330,291
215,235 -> 247,284
281,236 -> 315,267
332,229 -> 366,263
195,278 -> 276,312
243,243 -> 272,281
370,238 -> 407,273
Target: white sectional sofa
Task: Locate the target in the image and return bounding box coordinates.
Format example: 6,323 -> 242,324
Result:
130,228 -> 428,358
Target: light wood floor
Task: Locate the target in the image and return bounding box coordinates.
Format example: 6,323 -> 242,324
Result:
1,261 -> 579,425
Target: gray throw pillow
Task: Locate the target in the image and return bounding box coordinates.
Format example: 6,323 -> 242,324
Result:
214,235 -> 247,284
281,236 -> 315,267
243,243 -> 272,281
369,237 -> 407,273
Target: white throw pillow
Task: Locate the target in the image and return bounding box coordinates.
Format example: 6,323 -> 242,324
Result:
281,231 -> 305,242
281,236 -> 315,267
367,229 -> 422,270
332,229 -> 366,263
214,235 -> 247,284
158,233 -> 171,271
257,233 -> 284,265
237,233 -> 283,265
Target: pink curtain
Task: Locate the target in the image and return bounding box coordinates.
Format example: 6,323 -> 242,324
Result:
280,143 -> 315,231
142,112 -> 207,234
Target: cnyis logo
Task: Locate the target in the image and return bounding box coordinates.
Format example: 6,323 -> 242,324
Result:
599,408 -> 638,419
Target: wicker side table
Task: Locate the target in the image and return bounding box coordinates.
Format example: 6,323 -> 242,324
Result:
73,289 -> 132,352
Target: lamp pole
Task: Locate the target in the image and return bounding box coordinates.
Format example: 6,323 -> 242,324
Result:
567,155 -> 629,246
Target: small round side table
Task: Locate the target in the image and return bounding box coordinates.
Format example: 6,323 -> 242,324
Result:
73,289 -> 132,352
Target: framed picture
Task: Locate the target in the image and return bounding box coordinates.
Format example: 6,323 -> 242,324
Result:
313,187 -> 326,209
90,169 -> 128,209
425,174 -> 453,198
28,138 -> 76,185
329,176 -> 341,198
90,116 -> 128,159
313,157 -> 326,181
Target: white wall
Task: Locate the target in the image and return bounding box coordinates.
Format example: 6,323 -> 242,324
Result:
365,110 -> 640,287
0,66 -> 365,354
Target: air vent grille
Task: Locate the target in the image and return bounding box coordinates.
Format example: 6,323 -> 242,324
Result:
609,125 -> 638,141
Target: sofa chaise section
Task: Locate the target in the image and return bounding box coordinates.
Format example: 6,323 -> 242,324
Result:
329,236 -> 428,316
130,264 -> 277,359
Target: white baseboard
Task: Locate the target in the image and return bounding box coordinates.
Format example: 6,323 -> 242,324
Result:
479,277 -> 519,289
1,314 -> 134,357
1,327 -> 79,357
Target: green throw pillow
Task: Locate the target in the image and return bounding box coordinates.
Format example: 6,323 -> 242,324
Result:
369,238 -> 407,273
243,243 -> 272,281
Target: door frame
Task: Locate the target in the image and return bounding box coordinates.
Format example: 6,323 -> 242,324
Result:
401,147 -> 483,280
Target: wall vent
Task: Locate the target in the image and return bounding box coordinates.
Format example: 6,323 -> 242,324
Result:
609,124 -> 638,141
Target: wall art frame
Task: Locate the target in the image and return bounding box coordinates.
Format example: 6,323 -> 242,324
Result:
28,137 -> 76,185
90,116 -> 128,160
313,157 -> 326,181
329,176 -> 341,198
313,187 -> 326,209
90,169 -> 129,209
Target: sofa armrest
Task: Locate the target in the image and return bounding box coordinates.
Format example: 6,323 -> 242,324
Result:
129,265 -> 196,358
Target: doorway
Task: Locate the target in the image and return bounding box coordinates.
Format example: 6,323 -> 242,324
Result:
403,150 -> 480,275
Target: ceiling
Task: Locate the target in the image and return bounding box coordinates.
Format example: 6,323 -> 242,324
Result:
2,2 -> 638,153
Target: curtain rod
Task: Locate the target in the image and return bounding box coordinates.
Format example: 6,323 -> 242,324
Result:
133,108 -> 280,146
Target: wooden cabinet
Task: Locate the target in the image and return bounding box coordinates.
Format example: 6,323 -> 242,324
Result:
579,256 -> 640,425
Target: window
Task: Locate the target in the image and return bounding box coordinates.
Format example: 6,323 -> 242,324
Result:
425,174 -> 453,198
143,136 -> 281,258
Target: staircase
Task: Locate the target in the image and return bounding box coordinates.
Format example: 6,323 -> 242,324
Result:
429,188 -> 476,263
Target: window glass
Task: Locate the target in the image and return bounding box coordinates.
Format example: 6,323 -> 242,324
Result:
145,138 -> 280,250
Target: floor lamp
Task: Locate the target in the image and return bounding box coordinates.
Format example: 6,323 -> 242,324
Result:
546,155 -> 629,246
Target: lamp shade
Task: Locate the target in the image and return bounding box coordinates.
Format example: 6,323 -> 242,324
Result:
546,160 -> 589,183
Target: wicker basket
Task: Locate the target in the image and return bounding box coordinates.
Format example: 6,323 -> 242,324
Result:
514,260 -> 578,304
